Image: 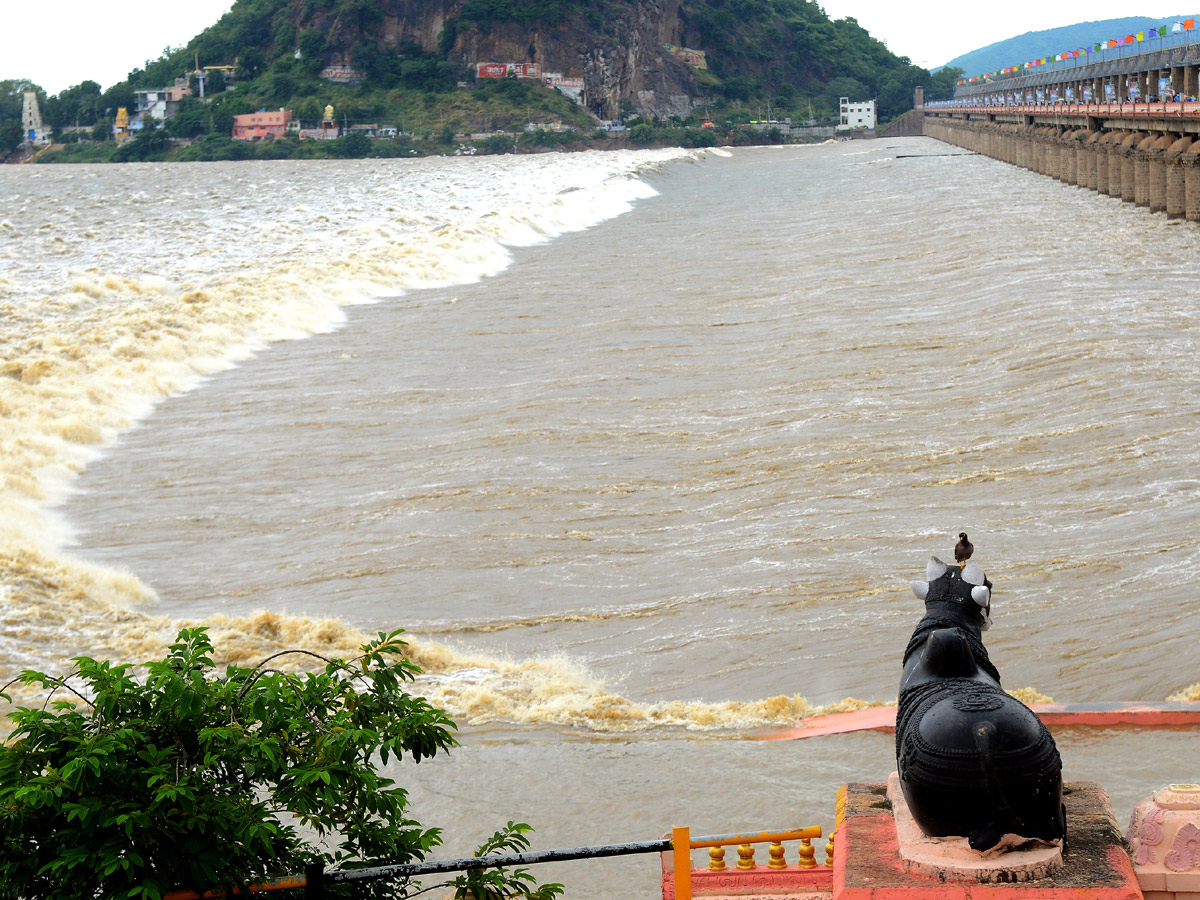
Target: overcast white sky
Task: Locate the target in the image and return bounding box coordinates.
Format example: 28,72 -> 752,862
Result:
2,0 -> 1193,95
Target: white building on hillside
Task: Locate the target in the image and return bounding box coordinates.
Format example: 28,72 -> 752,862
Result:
132,78 -> 191,130
837,97 -> 876,131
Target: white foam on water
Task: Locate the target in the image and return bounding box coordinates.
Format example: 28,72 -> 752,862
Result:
1,150 -> 732,716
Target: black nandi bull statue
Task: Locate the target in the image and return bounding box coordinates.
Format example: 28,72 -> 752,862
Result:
897,556 -> 1066,851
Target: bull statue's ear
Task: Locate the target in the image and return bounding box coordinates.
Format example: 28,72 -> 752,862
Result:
971,585 -> 991,607
912,581 -> 929,600
962,561 -> 985,586
981,607 -> 994,631
926,556 -> 949,581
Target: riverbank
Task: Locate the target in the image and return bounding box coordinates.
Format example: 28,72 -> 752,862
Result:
6,124 -> 834,164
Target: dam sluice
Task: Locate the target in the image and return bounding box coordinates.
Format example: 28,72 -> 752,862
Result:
923,116 -> 1200,221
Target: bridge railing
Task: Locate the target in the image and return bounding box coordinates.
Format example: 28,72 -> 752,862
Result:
927,101 -> 1200,119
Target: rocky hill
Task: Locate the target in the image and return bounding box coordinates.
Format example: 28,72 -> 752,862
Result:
4,0 -> 966,160
176,0 -> 946,121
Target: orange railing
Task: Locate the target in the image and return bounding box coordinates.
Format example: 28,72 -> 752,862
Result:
669,825 -> 825,900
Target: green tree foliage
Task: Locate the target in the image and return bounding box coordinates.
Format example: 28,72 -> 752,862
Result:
173,132 -> 258,161
295,96 -> 323,125
518,129 -> 585,149
127,48 -> 192,90
112,122 -> 171,162
205,68 -> 228,94
0,628 -> 563,900
438,18 -> 461,56
475,134 -> 515,154
165,98 -> 214,139
629,122 -> 655,144
925,66 -> 964,105
0,81 -> 35,154
237,47 -> 268,80
0,80 -> 29,122
42,80 -> 102,129
0,119 -> 22,153
298,27 -> 329,72
100,83 -> 137,119
340,131 -> 373,157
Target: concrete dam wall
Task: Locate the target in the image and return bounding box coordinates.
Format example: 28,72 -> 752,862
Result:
924,117 -> 1200,221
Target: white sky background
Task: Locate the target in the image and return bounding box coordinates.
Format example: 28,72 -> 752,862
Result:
0,0 -> 1192,95
816,0 -> 1190,69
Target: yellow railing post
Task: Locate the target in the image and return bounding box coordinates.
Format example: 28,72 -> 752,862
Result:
798,837 -> 816,868
672,826 -> 692,900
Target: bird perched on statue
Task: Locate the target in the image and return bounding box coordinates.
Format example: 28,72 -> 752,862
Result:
955,532 -> 974,567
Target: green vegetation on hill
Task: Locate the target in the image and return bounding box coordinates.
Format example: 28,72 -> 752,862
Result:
939,14 -> 1200,79
3,0 -> 966,162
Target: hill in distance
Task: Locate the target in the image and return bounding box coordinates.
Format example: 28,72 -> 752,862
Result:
940,14 -> 1200,79
5,0 -> 967,160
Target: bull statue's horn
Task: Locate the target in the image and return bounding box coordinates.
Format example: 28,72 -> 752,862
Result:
926,556 -> 949,581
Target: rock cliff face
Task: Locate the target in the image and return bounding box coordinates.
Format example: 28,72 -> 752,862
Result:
317,0 -> 708,119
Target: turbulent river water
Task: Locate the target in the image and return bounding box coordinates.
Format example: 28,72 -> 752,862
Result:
2,139 -> 1199,898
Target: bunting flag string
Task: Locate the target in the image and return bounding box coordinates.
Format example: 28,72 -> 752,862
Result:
959,14 -> 1198,86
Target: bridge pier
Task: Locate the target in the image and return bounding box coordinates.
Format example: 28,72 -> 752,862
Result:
1134,135 -> 1154,207
1185,148 -> 1200,221
1119,132 -> 1139,204
1106,132 -> 1125,198
1039,128 -> 1054,177
1080,132 -> 1099,190
1147,136 -> 1171,212
1165,138 -> 1191,218
921,111 -> 1200,225
1093,135 -> 1109,193
1074,133 -> 1090,188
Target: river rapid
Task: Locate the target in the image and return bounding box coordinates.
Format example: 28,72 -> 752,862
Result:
2,139 -> 1199,898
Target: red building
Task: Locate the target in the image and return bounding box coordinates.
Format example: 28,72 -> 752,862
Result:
232,109 -> 293,140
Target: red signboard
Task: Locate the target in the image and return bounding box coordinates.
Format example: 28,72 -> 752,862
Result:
476,63 -> 541,79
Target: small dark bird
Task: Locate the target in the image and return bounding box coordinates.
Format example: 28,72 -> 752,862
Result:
955,532 -> 974,567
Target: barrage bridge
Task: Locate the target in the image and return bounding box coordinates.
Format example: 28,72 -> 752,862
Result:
917,36 -> 1200,219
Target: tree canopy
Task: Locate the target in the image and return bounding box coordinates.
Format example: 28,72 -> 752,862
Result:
0,628 -> 563,900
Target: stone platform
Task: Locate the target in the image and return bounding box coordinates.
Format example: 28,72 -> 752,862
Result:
885,772 -> 1063,883
834,780 -> 1143,899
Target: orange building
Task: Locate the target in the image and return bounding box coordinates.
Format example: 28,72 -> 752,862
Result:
232,109 -> 293,140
